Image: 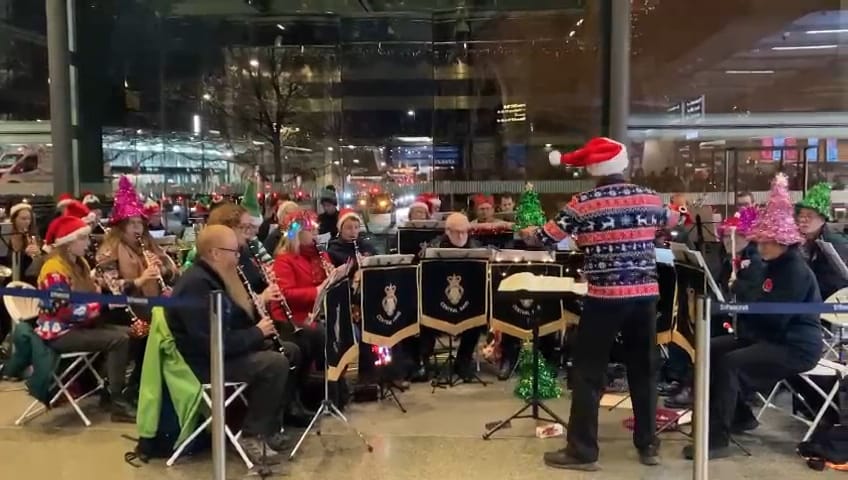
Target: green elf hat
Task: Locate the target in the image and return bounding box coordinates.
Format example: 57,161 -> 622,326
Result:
796,182 -> 832,221
242,179 -> 263,226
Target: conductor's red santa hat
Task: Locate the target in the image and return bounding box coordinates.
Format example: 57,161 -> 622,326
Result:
548,137 -> 629,177
56,193 -> 75,209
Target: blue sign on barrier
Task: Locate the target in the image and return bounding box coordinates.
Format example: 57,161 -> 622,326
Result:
714,302 -> 848,315
0,287 -> 205,308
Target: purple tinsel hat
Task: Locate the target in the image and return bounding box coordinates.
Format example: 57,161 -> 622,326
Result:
717,205 -> 759,238
749,173 -> 803,245
110,176 -> 146,224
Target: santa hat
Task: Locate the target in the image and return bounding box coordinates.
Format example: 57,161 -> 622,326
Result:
56,193 -> 74,210
337,207 -> 363,230
81,192 -> 101,208
9,201 -> 32,218
45,215 -> 91,248
717,206 -> 759,238
110,176 -> 146,224
549,137 -> 629,177
241,179 -> 263,226
471,194 -> 494,209
143,198 -> 161,217
63,200 -> 96,225
417,193 -> 441,213
276,200 -> 299,222
408,198 -> 431,218
749,173 -> 803,245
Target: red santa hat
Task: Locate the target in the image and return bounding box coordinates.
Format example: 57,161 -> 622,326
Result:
337,207 -> 363,230
81,192 -> 100,207
63,200 -> 96,225
417,193 -> 441,213
9,201 -> 32,218
56,193 -> 75,209
549,137 -> 629,177
45,215 -> 91,248
408,197 -> 431,218
471,194 -> 494,209
143,198 -> 161,217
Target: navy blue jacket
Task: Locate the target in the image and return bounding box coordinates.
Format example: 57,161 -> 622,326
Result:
739,246 -> 822,364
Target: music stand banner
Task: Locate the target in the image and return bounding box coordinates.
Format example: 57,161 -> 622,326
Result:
324,278 -> 357,381
673,263 -> 705,362
419,259 -> 488,336
397,228 -> 442,255
360,264 -> 420,347
490,263 -> 566,339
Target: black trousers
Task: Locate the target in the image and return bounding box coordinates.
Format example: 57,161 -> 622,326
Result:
224,350 -> 290,437
566,298 -> 659,462
419,325 -> 485,366
709,336 -> 818,446
500,334 -> 558,367
49,323 -> 131,398
278,326 -> 325,391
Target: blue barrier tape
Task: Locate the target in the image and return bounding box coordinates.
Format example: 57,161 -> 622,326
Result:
0,287 -> 205,308
714,302 -> 848,315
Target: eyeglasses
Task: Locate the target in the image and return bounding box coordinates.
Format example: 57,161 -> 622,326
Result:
236,224 -> 257,233
215,247 -> 240,257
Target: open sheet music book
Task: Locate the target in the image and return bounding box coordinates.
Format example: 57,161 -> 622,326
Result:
309,262 -> 352,322
499,272 -> 588,296
669,242 -> 725,302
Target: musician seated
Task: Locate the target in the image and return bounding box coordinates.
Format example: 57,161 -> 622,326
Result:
96,190 -> 179,400
36,216 -> 136,422
422,213 -> 486,381
3,201 -> 42,284
407,199 -> 431,221
263,200 -> 299,254
796,188 -> 848,300
167,225 -> 293,461
470,194 -> 512,227
683,207 -> 822,460
326,209 -> 377,267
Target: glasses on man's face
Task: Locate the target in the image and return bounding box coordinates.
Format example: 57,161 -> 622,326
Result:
236,224 -> 257,233
215,246 -> 240,257
447,228 -> 469,235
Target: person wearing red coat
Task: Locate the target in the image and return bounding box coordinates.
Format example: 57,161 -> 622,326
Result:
271,211 -> 329,390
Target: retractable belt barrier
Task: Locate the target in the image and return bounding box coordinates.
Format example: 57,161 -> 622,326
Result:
714,302 -> 848,315
0,287 -> 205,308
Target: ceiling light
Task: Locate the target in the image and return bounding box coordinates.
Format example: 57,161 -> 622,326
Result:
725,69 -> 775,74
771,44 -> 838,51
276,24 -> 286,31
806,29 -> 848,34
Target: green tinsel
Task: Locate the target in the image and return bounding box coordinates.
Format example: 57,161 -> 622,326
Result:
514,183 -> 547,231
796,182 -> 832,221
513,342 -> 563,400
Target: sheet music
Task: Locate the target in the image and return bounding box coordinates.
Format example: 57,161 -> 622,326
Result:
683,249 -> 726,303
816,240 -> 848,281
309,264 -> 352,322
655,248 -> 674,265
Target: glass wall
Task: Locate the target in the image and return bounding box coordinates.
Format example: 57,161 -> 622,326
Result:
629,0 -> 848,210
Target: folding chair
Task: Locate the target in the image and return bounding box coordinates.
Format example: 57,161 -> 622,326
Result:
167,382 -> 253,469
15,351 -> 105,427
820,288 -> 848,361
756,359 -> 848,442
2,281 -> 39,356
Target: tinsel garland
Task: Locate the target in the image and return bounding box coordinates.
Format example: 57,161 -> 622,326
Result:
513,342 -> 562,400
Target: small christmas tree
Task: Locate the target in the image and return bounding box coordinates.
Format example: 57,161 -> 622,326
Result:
514,341 -> 562,400
514,182 -> 547,230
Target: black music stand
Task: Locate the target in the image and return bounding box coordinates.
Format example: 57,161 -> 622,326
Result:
483,289 -> 569,439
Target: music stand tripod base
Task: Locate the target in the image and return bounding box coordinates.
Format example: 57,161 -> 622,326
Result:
430,336 -> 488,392
482,300 -> 567,439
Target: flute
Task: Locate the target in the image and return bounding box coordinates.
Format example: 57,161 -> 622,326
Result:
236,264 -> 287,354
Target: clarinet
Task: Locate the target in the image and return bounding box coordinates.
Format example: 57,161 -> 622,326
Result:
247,241 -> 301,334
316,242 -> 335,278
137,233 -> 172,295
236,264 -> 286,354
95,264 -> 149,338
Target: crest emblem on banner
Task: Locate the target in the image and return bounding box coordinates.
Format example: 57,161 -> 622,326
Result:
382,284 -> 398,318
519,298 -> 534,309
445,274 -> 464,305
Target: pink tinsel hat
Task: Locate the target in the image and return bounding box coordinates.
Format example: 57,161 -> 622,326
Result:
110,176 -> 146,224
718,205 -> 759,238
749,173 -> 803,245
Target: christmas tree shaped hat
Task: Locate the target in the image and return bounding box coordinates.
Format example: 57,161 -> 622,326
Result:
514,182 -> 547,230
242,178 -> 263,226
110,175 -> 146,224
749,173 -> 803,245
796,182 -> 832,221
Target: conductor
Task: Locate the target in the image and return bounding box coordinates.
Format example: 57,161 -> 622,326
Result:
522,137 -> 677,471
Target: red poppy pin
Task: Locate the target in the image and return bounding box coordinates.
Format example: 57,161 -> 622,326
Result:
762,278 -> 773,293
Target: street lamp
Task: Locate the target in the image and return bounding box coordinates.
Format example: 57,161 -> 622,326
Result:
249,59 -> 259,68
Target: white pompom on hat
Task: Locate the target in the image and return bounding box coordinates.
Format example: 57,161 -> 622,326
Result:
56,193 -> 74,209
337,207 -> 363,230
548,137 -> 629,177
9,201 -> 32,218
63,200 -> 96,225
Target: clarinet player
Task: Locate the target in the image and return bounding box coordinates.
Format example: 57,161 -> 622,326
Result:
522,138 -> 677,471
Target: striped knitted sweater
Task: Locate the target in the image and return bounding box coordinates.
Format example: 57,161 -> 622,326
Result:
538,176 -> 675,300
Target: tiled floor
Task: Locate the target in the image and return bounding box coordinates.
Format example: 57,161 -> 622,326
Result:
0,378 -> 837,479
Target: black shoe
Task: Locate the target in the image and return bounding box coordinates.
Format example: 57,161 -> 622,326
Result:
264,431 -> 291,454
454,361 -> 476,383
289,394 -> 316,418
664,387 -> 693,409
657,380 -> 682,396
731,417 -> 759,434
110,397 -> 137,423
543,448 -> 599,471
497,360 -> 514,381
681,444 -> 734,460
283,412 -> 313,428
638,446 -> 661,466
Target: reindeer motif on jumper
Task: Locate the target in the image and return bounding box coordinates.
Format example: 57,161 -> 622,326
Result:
440,273 -> 471,313
378,283 -> 402,325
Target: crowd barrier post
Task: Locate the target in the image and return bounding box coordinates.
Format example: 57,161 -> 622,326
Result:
209,290 -> 226,480
693,295 -> 711,480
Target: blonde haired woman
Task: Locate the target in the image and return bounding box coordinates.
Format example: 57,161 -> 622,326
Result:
36,216 -> 135,422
